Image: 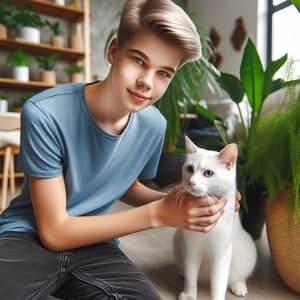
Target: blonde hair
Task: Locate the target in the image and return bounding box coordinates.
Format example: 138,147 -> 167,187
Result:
117,0 -> 202,64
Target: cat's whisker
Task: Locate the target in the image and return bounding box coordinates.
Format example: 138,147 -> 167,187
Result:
207,193 -> 219,213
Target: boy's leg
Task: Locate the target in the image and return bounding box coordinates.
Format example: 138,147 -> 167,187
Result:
55,240 -> 162,300
0,232 -> 62,300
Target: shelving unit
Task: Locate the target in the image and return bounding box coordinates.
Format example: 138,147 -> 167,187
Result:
0,0 -> 91,90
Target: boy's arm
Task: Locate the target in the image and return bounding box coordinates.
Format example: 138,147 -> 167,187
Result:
30,175 -> 226,252
120,180 -> 167,207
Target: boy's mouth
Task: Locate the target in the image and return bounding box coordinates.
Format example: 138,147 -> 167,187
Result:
127,89 -> 151,103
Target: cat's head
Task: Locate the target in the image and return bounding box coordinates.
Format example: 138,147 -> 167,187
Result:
182,136 -> 238,197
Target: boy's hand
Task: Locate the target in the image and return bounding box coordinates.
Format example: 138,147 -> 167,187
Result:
150,184 -> 227,233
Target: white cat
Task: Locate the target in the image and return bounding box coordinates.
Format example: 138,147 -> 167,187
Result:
173,136 -> 257,300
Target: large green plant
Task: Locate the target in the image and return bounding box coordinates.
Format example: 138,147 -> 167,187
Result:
203,38 -> 300,213
104,0 -> 209,149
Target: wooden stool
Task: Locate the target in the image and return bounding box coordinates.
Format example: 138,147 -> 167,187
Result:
0,113 -> 22,211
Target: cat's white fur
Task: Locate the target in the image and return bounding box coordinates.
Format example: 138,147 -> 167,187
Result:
173,137 -> 257,300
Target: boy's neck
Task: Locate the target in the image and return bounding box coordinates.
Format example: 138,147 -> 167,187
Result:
85,80 -> 131,135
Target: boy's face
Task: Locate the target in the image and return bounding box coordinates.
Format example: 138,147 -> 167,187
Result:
107,30 -> 183,113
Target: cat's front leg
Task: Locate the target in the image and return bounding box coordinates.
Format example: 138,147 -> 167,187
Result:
210,244 -> 232,300
178,247 -> 201,300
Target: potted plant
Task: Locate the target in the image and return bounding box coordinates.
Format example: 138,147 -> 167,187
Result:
0,94 -> 8,113
36,54 -> 59,84
13,6 -> 44,44
64,64 -> 84,82
7,50 -> 32,82
11,94 -> 33,112
45,20 -> 64,48
245,83 -> 300,293
68,29 -> 82,50
202,38 -> 300,239
0,0 -> 14,39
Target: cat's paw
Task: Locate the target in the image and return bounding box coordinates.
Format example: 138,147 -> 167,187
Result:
178,291 -> 197,300
230,281 -> 248,297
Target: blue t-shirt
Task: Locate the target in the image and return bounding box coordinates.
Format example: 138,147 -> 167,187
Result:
0,83 -> 166,234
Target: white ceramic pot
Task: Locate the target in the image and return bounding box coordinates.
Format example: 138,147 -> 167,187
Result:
54,0 -> 65,5
0,99 -> 8,113
18,27 -> 40,44
13,66 -> 29,82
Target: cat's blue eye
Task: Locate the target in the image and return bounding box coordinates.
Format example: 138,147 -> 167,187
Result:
186,165 -> 194,174
203,169 -> 214,177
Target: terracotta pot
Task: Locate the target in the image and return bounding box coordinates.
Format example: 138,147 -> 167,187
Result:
70,73 -> 84,83
0,23 -> 7,39
40,70 -> 56,84
51,35 -> 64,48
68,34 -> 82,50
266,191 -> 300,294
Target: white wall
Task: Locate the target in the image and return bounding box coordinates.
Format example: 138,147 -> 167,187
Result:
188,0 -> 267,76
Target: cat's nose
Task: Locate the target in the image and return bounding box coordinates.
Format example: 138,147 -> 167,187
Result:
189,180 -> 196,187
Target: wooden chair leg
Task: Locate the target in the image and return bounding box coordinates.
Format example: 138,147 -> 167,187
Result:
9,152 -> 16,195
1,147 -> 11,211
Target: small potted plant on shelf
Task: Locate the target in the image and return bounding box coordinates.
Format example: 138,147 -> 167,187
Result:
36,54 -> 59,84
11,94 -> 33,112
68,29 -> 82,50
45,20 -> 64,48
64,64 -> 84,82
0,0 -> 14,39
13,6 -> 45,44
7,50 -> 32,82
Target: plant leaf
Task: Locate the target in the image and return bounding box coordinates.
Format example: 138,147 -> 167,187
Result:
240,39 -> 264,114
263,54 -> 288,99
196,104 -> 216,122
217,72 -> 244,103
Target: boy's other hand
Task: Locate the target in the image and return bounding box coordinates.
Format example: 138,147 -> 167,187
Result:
150,184 -> 227,233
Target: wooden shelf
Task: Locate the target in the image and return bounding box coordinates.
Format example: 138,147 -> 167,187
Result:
0,78 -> 59,91
7,0 -> 84,22
0,38 -> 85,61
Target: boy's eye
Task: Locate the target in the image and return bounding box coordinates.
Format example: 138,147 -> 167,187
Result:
186,164 -> 194,174
133,57 -> 144,65
203,169 -> 214,177
158,70 -> 170,78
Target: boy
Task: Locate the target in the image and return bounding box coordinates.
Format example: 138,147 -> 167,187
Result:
0,0 -> 228,299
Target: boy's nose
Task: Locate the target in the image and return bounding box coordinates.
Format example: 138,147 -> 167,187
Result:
136,74 -> 153,91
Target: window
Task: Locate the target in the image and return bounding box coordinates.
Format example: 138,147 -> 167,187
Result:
267,0 -> 300,76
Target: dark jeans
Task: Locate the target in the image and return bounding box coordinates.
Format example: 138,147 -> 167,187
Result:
0,232 -> 162,300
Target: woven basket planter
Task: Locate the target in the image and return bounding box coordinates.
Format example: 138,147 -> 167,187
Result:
266,191 -> 300,294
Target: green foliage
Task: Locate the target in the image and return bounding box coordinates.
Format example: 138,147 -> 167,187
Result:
45,20 -> 62,35
246,96 -> 300,221
36,54 -> 59,70
0,0 -> 14,29
64,64 -> 83,75
7,50 -> 31,67
13,6 -> 44,28
13,94 -> 33,108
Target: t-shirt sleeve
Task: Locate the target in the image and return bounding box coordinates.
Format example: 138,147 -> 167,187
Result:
18,101 -> 63,178
138,123 -> 166,180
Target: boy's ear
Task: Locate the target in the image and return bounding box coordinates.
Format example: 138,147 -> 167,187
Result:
218,143 -> 238,170
185,136 -> 198,154
107,38 -> 118,64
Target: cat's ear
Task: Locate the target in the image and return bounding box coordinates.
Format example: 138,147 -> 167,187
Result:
218,143 -> 238,170
185,136 -> 198,153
